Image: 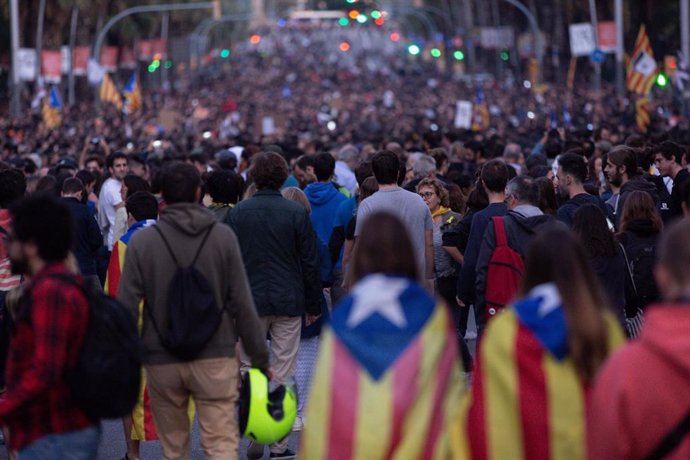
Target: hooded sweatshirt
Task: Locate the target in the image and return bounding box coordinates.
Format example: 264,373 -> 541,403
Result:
616,176 -> 660,226
589,305 -> 690,460
304,182 -> 348,245
116,203 -> 269,367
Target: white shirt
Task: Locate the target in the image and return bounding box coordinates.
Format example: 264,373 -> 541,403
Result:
98,177 -> 123,250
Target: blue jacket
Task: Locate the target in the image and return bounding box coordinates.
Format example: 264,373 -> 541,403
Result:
304,182 -> 348,247
63,197 -> 102,276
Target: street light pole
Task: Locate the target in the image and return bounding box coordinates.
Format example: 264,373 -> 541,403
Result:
588,0 -> 601,92
682,0 -> 689,67
501,0 -> 544,84
10,0 -> 21,118
615,0 -> 624,96
34,0 -> 46,91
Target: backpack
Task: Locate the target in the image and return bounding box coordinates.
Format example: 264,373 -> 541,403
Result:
484,217 -> 525,320
52,274 -> 141,420
147,224 -> 226,362
620,232 -> 659,315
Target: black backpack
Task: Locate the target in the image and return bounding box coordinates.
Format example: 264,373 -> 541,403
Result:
52,274 -> 141,420
620,232 -> 659,315
147,224 -> 226,362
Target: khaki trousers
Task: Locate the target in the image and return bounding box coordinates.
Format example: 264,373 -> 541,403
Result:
241,315 -> 301,454
146,357 -> 239,460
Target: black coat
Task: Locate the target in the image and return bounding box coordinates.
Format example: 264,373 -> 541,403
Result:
226,190 -> 321,316
63,197 -> 102,276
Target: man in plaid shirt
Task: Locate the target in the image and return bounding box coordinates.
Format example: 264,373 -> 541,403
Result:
0,194 -> 99,458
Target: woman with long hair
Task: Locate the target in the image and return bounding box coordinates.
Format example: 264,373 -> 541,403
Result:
303,212 -> 462,459
572,204 -> 627,325
454,225 -> 625,459
617,190 -> 662,318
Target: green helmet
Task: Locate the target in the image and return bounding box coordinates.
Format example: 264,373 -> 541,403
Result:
238,368 -> 298,444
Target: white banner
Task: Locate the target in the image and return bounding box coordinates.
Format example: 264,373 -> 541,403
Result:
17,48 -> 37,81
569,23 -> 596,57
61,46 -> 71,74
455,101 -> 473,129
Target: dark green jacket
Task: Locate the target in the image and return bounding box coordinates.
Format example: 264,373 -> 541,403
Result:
227,189 -> 321,317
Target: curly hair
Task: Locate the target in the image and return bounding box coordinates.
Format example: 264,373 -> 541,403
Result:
416,177 -> 449,208
250,152 -> 289,190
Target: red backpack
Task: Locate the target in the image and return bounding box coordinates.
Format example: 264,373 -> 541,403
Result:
484,217 -> 524,320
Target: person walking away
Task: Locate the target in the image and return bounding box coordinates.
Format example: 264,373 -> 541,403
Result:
117,163 -> 269,459
61,177 -> 102,292
302,212 -> 463,459
453,226 -> 624,459
616,190 -> 662,331
227,152 -> 321,460
0,194 -> 101,458
572,204 -> 627,327
589,218 -> 690,459
475,176 -> 554,329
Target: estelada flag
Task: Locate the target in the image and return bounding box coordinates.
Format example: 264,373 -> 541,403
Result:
636,97 -> 651,133
302,274 -> 463,459
100,73 -> 123,110
627,25 -> 658,95
451,283 -> 625,460
123,72 -> 142,114
41,85 -> 62,129
105,219 -> 194,441
471,87 -> 490,132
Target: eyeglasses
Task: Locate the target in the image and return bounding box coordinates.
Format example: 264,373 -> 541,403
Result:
419,191 -> 436,199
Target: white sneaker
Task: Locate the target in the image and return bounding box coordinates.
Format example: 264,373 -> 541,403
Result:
292,415 -> 304,432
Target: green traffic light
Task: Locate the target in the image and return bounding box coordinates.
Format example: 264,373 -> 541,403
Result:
220,49 -> 230,58
407,44 -> 421,56
657,73 -> 668,87
454,50 -> 465,61
356,14 -> 367,23
430,48 -> 441,58
370,10 -> 381,19
500,51 -> 510,61
147,65 -> 156,73
338,17 -> 349,26
164,60 -> 172,69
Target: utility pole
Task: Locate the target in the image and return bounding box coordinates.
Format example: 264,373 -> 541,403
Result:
615,0 -> 624,95
588,0 -> 601,92
161,13 -> 170,91
34,0 -> 47,90
10,0 -> 21,118
682,0 -> 689,69
68,7 -> 79,106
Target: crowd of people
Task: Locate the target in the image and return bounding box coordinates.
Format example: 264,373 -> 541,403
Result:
1,21 -> 690,460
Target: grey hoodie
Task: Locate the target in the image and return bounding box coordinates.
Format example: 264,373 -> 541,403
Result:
117,203 -> 269,367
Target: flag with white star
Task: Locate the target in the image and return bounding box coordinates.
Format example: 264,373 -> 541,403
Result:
302,274 -> 463,459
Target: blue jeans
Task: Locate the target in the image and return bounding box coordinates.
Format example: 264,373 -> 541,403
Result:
18,426 -> 100,460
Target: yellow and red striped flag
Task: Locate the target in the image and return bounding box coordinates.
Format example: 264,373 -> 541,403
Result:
627,25 -> 658,95
302,274 -> 463,459
123,72 -> 142,114
635,97 -> 651,132
451,283 -> 625,459
100,73 -> 122,110
105,219 -> 194,441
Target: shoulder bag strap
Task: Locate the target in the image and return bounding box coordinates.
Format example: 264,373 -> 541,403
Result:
493,217 -> 508,247
645,410 -> 690,460
618,242 -> 638,297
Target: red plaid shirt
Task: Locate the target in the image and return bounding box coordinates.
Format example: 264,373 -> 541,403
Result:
0,262 -> 94,450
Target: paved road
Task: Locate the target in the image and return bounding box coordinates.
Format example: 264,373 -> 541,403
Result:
95,419 -> 301,459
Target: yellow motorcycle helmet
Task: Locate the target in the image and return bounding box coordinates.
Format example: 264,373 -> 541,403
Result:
238,368 -> 298,444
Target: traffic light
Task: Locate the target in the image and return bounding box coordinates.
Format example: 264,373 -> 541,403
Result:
339,42 -> 351,52
249,34 -> 261,45
356,14 -> 367,23
500,50 -> 510,61
164,60 -> 173,69
338,17 -> 349,26
656,73 -> 668,87
370,10 -> 382,19
390,32 -> 401,42
407,44 -> 421,56
430,48 -> 442,58
220,49 -> 230,58
453,50 -> 465,61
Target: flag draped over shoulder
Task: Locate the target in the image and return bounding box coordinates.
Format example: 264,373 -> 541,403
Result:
100,73 -> 123,110
627,25 -> 658,95
123,72 -> 142,114
105,219 -> 194,441
472,87 -> 490,131
302,274 -> 463,460
452,283 -> 625,460
42,86 -> 62,129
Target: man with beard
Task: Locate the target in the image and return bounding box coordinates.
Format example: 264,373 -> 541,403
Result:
555,152 -> 609,227
605,145 -> 659,227
0,194 -> 99,457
